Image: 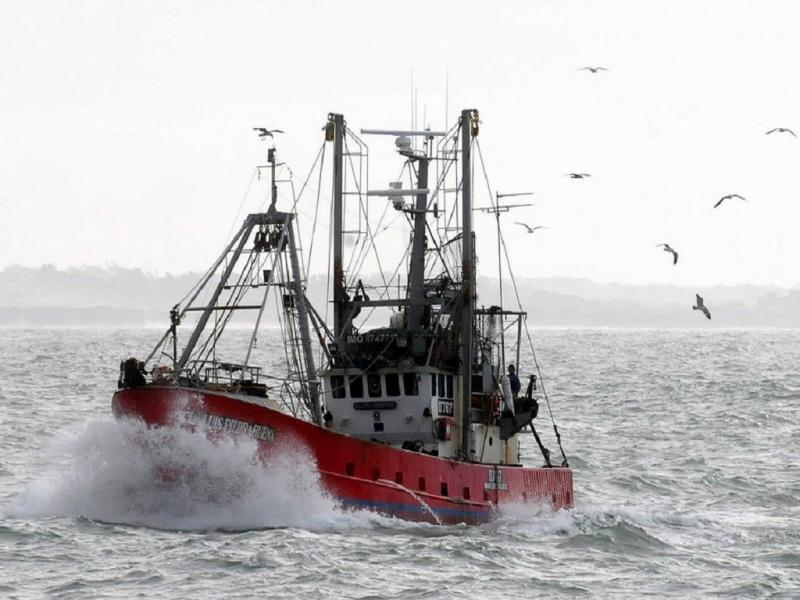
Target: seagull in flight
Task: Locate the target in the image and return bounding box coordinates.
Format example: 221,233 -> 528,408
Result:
714,194 -> 747,208
657,243 -> 678,265
566,173 -> 591,179
515,223 -> 548,234
253,127 -> 285,139
693,294 -> 711,320
579,67 -> 609,73
766,128 -> 796,137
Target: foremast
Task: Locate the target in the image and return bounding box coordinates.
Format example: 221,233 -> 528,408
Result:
459,109 -> 478,459
329,113 -> 348,344
129,143 -> 323,425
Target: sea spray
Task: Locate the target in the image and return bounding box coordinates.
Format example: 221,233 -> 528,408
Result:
5,418 -> 348,531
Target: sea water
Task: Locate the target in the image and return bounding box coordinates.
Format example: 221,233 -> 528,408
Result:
0,328 -> 798,598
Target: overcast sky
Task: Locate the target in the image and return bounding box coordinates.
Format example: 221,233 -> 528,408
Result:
2,0 -> 799,287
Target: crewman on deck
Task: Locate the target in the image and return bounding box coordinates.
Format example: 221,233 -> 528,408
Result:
507,364 -> 521,399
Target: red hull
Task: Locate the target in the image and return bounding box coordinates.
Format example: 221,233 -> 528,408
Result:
112,387 -> 573,525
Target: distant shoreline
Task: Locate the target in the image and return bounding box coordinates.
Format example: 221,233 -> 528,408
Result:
2,307 -> 798,330
2,265 -> 798,328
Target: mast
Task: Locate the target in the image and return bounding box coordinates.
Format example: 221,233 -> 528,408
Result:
459,109 -> 476,458
286,218 -> 322,425
268,147 -> 278,212
329,113 -> 346,342
407,153 -> 430,356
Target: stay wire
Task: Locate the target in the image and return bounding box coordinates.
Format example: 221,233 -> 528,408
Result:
474,138 -> 569,467
172,165 -> 255,311
342,136 -> 391,294
346,161 -> 407,289
301,143 -> 327,276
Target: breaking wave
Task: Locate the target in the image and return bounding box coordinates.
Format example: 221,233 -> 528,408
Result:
4,418 -> 357,531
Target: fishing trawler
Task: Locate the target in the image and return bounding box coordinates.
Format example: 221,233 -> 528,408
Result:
112,109 -> 573,524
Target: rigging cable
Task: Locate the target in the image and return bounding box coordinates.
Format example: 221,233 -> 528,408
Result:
342,135 -> 391,294
165,166 -> 259,320
300,143 -> 327,277
474,138 -> 569,467
223,168 -> 259,253
355,237 -> 413,330
345,160 -> 408,288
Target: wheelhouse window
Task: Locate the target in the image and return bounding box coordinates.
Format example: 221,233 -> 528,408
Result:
446,375 -> 454,399
349,375 -> 364,398
403,373 -> 418,396
431,373 -> 437,396
385,373 -> 401,397
331,375 -> 346,399
438,374 -> 445,397
367,373 -> 382,398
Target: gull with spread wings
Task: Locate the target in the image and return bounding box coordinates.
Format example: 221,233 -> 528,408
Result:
692,294 -> 711,320
766,127 -> 796,137
515,223 -> 548,234
657,243 -> 678,265
253,127 -> 285,139
714,194 -> 746,209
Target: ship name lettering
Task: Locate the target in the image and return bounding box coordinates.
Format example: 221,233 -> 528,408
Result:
346,332 -> 397,345
205,414 -> 276,442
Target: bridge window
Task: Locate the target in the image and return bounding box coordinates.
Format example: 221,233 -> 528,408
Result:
349,375 -> 364,398
446,375 -> 454,399
431,374 -> 437,396
367,373 -> 382,398
385,373 -> 401,397
438,374 -> 445,397
331,375 -> 346,399
403,373 -> 418,396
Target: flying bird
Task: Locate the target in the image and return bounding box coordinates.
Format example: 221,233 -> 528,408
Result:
566,173 -> 591,179
657,243 -> 678,265
253,127 -> 285,139
766,128 -> 796,137
693,294 -> 711,320
515,223 -> 548,234
579,67 -> 609,73
714,194 -> 747,208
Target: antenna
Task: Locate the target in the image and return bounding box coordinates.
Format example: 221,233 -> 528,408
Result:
445,68 -> 449,129
409,68 -> 415,151
414,86 -> 419,151
474,191 -> 533,371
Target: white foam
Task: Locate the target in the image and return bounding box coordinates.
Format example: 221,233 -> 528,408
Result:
4,418 -> 368,531
496,501 -> 580,536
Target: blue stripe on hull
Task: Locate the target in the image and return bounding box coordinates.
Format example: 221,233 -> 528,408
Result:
340,498 -> 492,522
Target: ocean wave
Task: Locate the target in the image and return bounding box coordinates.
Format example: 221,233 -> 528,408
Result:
3,419 -> 360,532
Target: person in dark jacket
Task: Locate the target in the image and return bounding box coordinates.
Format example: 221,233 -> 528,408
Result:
507,364 -> 521,398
